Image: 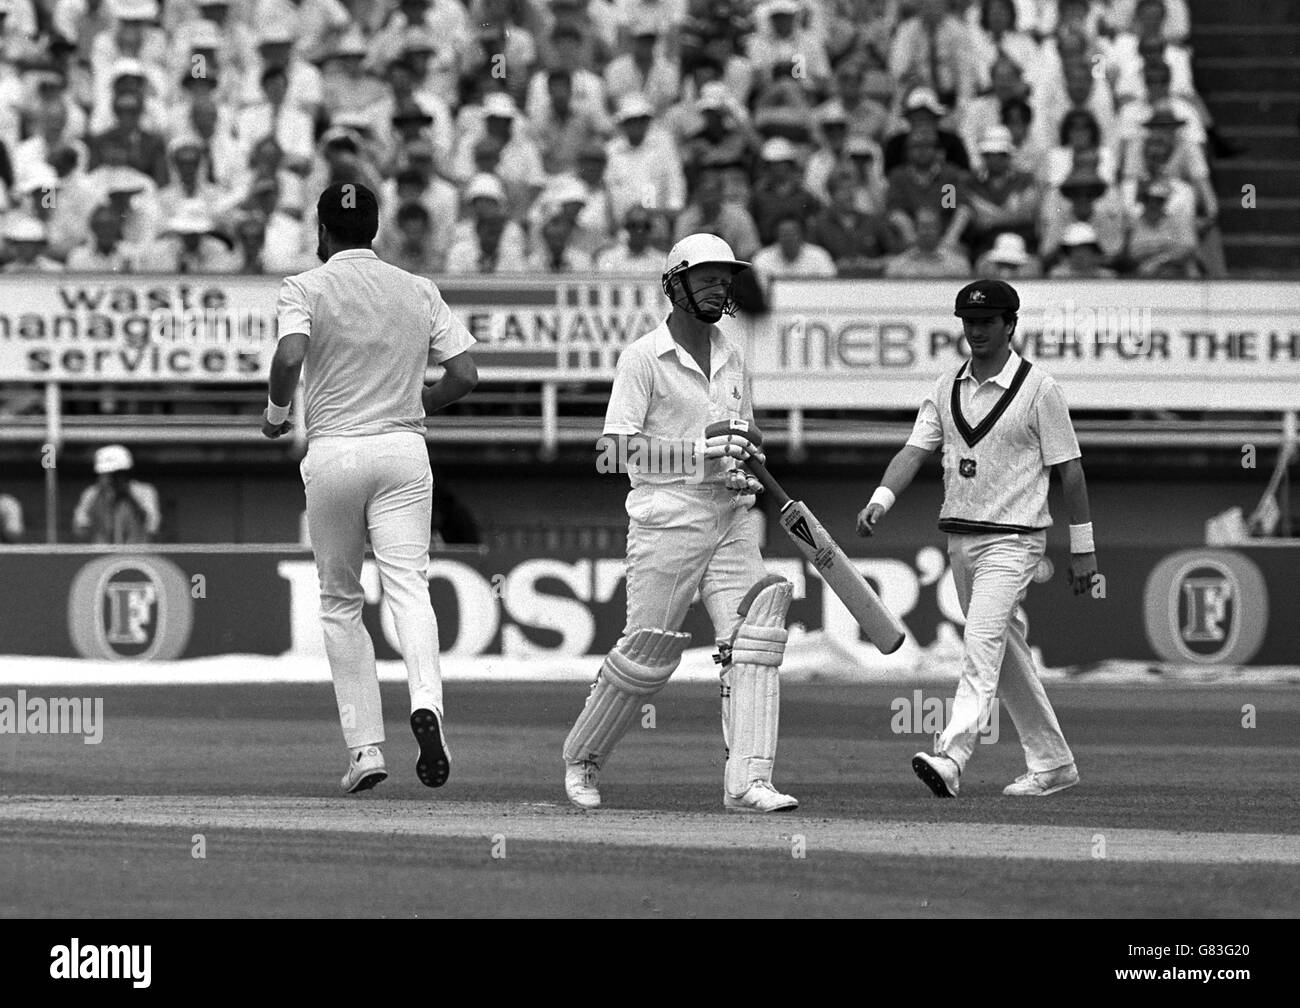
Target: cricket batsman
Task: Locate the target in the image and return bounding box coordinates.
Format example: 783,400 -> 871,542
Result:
857,279 -> 1097,798
561,233 -> 799,813
263,183 -> 479,793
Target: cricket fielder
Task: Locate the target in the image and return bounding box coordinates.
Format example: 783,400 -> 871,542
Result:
562,233 -> 798,813
857,279 -> 1098,798
263,183 -> 479,793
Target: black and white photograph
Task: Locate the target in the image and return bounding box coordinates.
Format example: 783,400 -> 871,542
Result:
0,0 -> 1295,951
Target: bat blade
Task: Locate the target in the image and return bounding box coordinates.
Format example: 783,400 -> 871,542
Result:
779,500 -> 907,655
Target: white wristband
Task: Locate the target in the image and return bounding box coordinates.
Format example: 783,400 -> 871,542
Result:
266,398 -> 291,425
868,486 -> 896,514
1069,522 -> 1095,554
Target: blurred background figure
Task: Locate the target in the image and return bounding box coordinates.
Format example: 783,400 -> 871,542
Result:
974,232 -> 1042,279
884,205 -> 969,278
0,486 -> 21,544
1049,222 -> 1117,278
594,205 -> 661,273
72,444 -> 161,544
750,213 -> 836,282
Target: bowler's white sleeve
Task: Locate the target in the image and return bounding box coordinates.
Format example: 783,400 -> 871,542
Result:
428,283 -> 477,363
905,378 -> 944,452
276,275 -> 312,339
603,349 -> 652,436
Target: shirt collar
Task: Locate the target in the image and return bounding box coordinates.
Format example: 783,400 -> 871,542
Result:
653,323 -> 736,379
327,248 -> 379,262
961,348 -> 1022,387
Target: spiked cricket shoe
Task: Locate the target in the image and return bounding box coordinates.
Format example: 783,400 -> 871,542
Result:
341,745 -> 387,794
565,760 -> 601,809
912,751 -> 960,797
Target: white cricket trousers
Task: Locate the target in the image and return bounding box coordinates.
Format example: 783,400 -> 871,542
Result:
301,431 -> 443,749
937,531 -> 1074,774
622,483 -> 766,642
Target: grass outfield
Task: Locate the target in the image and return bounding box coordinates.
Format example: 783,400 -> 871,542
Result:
0,681 -> 1297,917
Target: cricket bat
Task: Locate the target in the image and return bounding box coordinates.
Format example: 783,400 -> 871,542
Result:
747,457 -> 907,655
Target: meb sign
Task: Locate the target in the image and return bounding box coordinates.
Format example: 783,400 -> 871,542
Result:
753,279 -> 1300,410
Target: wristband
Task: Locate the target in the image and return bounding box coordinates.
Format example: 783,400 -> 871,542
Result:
266,398 -> 291,425
1069,522 -> 1095,554
868,486 -> 896,514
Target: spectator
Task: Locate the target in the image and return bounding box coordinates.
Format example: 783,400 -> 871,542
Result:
378,58 -> 455,169
13,99 -> 78,194
888,0 -> 970,108
1048,222 -> 1117,278
452,172 -> 527,263
253,0 -> 353,65
445,202 -> 526,274
240,176 -> 312,272
749,0 -> 830,95
156,135 -> 221,222
66,203 -> 141,271
958,56 -> 1030,175
804,102 -> 854,204
973,232 -> 1041,278
1110,0 -> 1197,105
380,164 -> 458,269
174,19 -> 246,115
89,163 -> 160,246
236,63 -> 316,170
807,169 -> 893,277
751,214 -> 836,280
885,127 -> 971,250
749,137 -> 820,246
89,89 -> 169,186
679,82 -> 758,196
243,23 -> 324,122
817,57 -> 889,144
966,0 -> 1038,95
571,141 -> 617,255
316,26 -> 388,118
1111,0 -> 1192,45
604,94 -> 685,225
1038,164 -> 1126,266
453,92 -> 545,221
882,86 -> 970,175
526,207 -> 593,274
303,128 -> 384,205
883,206 -> 969,277
0,488 -> 21,543
1,215 -> 63,273
465,0 -> 537,99
1034,57 -> 1117,162
674,167 -> 760,260
1041,108 -> 1115,190
526,22 -> 607,123
370,0 -> 471,91
532,68 -> 610,178
141,208 -> 238,272
964,126 -> 1040,259
1000,96 -> 1044,178
230,211 -> 270,274
9,167 -> 76,263
604,15 -> 679,115
595,205 -> 663,273
1116,64 -> 1206,186
530,174 -> 598,252
89,0 -> 170,123
843,133 -> 887,216
175,84 -> 240,187
73,444 -> 160,545
377,200 -> 445,274
1124,177 -> 1198,277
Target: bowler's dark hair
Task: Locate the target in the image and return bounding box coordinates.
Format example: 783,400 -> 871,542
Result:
317,183 -> 379,245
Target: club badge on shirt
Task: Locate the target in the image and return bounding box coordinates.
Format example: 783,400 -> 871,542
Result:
959,458 -> 977,478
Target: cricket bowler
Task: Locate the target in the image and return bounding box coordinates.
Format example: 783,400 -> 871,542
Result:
857,279 -> 1098,798
562,233 -> 799,813
263,183 -> 479,793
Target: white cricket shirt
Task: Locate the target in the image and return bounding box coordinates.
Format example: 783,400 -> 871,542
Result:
276,248 -> 476,440
603,321 -> 753,487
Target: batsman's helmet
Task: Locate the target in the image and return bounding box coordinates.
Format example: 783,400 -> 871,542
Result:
661,233 -> 750,322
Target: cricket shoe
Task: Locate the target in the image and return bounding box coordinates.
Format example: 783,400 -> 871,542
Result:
724,781 -> 799,813
410,708 -> 451,788
912,752 -> 960,798
564,760 -> 601,810
341,746 -> 387,794
1003,763 -> 1079,797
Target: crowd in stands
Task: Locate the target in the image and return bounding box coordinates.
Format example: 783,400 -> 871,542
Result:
0,0 -> 1229,282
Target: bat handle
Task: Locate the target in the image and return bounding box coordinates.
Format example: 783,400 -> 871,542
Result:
745,457 -> 791,508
